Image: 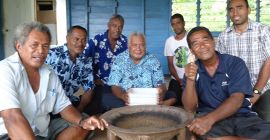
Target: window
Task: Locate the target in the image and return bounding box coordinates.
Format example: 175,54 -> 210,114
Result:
172,0 -> 270,36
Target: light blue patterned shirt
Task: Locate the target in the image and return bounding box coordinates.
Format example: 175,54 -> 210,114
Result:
46,44 -> 94,102
107,50 -> 165,91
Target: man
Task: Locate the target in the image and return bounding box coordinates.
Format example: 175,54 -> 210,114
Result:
84,14 -> 128,111
164,13 -> 189,106
0,22 -> 107,140
46,25 -> 96,114
183,26 -> 270,140
106,32 -> 176,109
217,0 -> 270,121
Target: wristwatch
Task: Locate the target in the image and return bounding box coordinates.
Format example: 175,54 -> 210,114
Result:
253,89 -> 262,95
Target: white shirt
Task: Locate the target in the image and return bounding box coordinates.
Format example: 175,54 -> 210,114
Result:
164,35 -> 190,79
0,52 -> 71,137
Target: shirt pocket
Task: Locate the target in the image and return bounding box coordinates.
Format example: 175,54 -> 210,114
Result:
38,90 -> 57,115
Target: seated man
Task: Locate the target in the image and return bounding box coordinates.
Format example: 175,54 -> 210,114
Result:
105,32 -> 176,110
0,22 -> 107,140
46,25 -> 97,115
183,26 -> 270,140
84,14 -> 128,112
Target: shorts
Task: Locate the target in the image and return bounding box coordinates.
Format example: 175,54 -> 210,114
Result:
49,113 -> 92,140
195,113 -> 270,140
0,113 -> 93,140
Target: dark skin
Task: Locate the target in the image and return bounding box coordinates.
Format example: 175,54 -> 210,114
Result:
228,0 -> 270,104
111,35 -> 175,106
0,29 -> 108,140
167,17 -> 187,86
95,18 -> 124,86
66,28 -> 93,112
183,30 -> 249,140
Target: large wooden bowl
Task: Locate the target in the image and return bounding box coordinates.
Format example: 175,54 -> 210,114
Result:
101,105 -> 193,140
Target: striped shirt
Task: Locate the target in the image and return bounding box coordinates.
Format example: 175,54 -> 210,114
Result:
216,20 -> 270,92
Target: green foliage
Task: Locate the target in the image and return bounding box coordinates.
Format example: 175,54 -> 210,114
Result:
172,0 -> 270,32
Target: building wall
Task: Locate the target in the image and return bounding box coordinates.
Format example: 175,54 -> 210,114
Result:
0,0 -> 4,60
2,0 -> 35,58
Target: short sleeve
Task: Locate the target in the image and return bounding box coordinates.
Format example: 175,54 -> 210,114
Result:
261,26 -> 270,59
227,57 -> 253,97
80,58 -> 95,92
0,63 -> 20,111
164,37 -> 174,57
151,57 -> 165,86
107,55 -> 123,86
216,32 -> 227,54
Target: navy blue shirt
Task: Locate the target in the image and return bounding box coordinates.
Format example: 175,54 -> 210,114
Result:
183,52 -> 256,116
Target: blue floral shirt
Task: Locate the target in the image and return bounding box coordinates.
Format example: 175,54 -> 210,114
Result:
107,50 -> 165,91
46,44 -> 94,102
84,30 -> 127,84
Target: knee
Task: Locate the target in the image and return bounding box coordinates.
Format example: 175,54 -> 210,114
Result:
56,126 -> 90,140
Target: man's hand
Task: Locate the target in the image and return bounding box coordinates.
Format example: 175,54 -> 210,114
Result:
79,116 -> 108,131
187,115 -> 215,136
122,92 -> 130,105
185,62 -> 198,81
177,79 -> 182,87
94,79 -> 104,86
157,85 -> 166,104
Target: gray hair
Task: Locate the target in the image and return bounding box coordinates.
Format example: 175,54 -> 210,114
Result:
128,32 -> 146,46
13,22 -> 51,49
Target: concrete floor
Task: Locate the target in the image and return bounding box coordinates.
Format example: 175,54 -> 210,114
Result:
91,129 -> 107,140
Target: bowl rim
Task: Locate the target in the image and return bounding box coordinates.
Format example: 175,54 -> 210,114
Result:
101,105 -> 193,134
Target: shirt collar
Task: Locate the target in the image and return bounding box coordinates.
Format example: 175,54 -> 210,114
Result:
127,51 -> 149,65
7,52 -> 26,72
226,18 -> 253,33
63,44 -> 86,60
197,51 -> 226,74
8,52 -> 52,74
104,30 -> 126,42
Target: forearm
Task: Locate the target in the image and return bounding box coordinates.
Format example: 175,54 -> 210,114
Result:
77,89 -> 93,112
60,105 -> 82,125
1,109 -> 35,140
157,84 -> 167,98
182,79 -> 198,112
111,86 -> 126,100
167,57 -> 181,82
254,59 -> 270,91
169,65 -> 181,82
205,92 -> 244,123
60,105 -> 107,131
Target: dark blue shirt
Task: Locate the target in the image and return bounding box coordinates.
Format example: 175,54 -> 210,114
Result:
183,52 -> 256,116
84,30 -> 128,84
